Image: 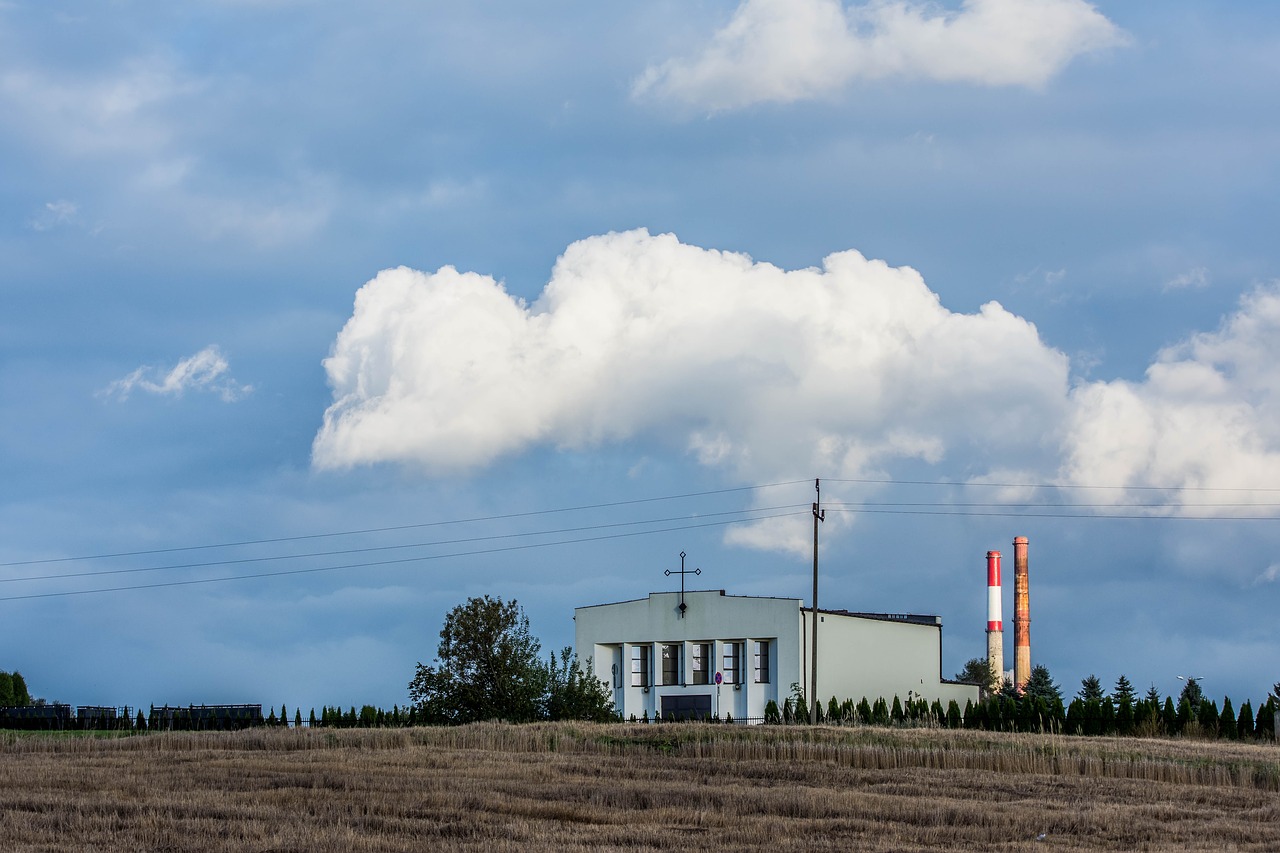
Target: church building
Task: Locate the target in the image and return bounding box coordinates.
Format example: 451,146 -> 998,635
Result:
574,589 -> 978,722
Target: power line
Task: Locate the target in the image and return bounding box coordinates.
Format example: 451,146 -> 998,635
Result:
826,500 -> 1280,510
0,504 -> 809,586
0,509 -> 813,603
0,479 -> 811,568
826,507 -> 1280,521
826,477 -> 1280,492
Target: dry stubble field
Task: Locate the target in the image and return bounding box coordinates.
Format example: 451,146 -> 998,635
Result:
1,722 -> 1278,851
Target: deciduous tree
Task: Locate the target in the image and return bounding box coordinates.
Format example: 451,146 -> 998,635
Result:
544,647 -> 615,722
409,596 -> 546,725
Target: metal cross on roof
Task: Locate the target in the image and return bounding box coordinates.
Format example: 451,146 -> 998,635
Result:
665,551 -> 701,618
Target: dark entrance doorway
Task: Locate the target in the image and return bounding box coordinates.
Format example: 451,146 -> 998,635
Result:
660,694 -> 713,721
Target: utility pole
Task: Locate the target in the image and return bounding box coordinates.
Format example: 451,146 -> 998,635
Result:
810,478 -> 825,725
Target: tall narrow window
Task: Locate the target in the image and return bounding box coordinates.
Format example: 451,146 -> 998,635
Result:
723,642 -> 741,685
754,640 -> 770,683
631,645 -> 650,687
661,643 -> 681,686
691,643 -> 710,685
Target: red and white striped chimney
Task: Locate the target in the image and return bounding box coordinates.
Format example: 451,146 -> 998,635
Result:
986,550 -> 1003,690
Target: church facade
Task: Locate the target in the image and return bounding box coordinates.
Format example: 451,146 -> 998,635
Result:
574,589 -> 978,722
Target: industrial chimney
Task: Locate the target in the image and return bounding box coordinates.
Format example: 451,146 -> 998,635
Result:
986,550 -> 1003,692
1013,536 -> 1031,691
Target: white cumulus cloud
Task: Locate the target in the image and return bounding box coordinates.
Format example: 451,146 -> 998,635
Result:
101,345 -> 253,402
314,229 -> 1069,492
1059,285 -> 1280,509
634,0 -> 1126,111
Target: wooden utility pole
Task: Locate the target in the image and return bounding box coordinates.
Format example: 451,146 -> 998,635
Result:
810,478 -> 825,725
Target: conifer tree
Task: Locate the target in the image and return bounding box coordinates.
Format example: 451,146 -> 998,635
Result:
1198,699 -> 1218,736
1219,698 -> 1236,739
1116,695 -> 1135,736
1077,674 -> 1105,703
1023,665 -> 1063,705
1102,697 -> 1118,735
1237,700 -> 1254,739
1113,675 -> 1136,706
1256,700 -> 1274,739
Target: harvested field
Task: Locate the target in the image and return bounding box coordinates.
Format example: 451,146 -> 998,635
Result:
1,723 -> 1277,851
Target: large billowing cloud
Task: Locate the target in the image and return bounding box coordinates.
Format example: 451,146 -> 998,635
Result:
634,0 -> 1125,111
1059,286 -> 1280,510
313,229 -> 1070,493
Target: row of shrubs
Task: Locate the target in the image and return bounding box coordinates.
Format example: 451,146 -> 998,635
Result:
742,692 -> 1280,739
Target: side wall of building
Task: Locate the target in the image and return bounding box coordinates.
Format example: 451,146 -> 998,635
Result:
803,611 -> 979,710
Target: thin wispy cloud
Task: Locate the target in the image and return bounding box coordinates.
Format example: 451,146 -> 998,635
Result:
634,0 -> 1127,111
100,345 -> 252,402
1164,266 -> 1210,291
29,199 -> 78,231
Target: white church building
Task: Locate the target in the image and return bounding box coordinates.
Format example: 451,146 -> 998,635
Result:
575,589 -> 978,722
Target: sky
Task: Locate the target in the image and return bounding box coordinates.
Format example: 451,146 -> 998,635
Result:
2,0 -> 1279,715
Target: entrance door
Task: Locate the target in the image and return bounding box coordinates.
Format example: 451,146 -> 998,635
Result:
660,694 -> 713,721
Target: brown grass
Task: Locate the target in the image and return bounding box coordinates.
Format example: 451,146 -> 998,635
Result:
1,723 -> 1277,851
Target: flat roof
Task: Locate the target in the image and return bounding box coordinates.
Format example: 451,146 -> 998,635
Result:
575,592 -> 942,625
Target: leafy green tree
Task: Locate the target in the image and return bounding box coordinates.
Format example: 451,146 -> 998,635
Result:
890,696 -> 904,724
1162,697 -> 1177,732
946,700 -> 962,729
955,657 -> 1000,693
764,699 -> 781,724
1113,675 -> 1136,706
856,697 -> 872,725
827,696 -> 840,723
1077,675 -> 1105,703
408,596 -> 546,725
0,672 -> 12,706
544,647 -> 615,722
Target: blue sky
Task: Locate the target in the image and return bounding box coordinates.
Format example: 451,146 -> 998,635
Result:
2,0 -> 1278,714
